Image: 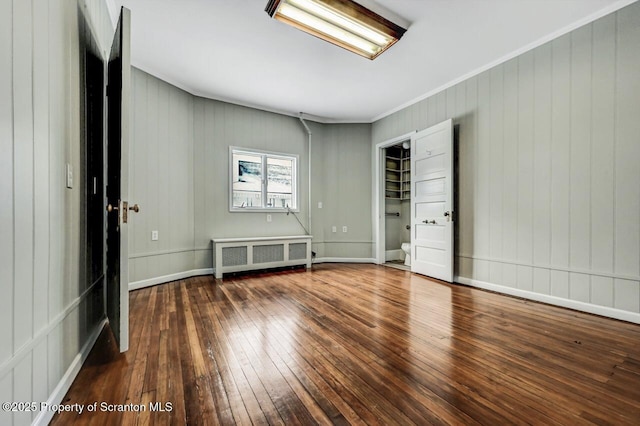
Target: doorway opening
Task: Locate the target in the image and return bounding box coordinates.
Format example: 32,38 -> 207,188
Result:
79,4 -> 106,329
374,131 -> 415,271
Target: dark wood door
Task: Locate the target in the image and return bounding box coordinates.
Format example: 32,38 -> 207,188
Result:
85,42 -> 104,290
106,7 -> 131,352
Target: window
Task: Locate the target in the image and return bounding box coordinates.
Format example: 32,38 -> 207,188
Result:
230,147 -> 298,211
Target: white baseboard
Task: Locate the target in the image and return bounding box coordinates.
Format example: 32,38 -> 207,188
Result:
129,268 -> 214,290
33,317 -> 108,426
455,275 -> 640,325
130,260 -> 382,289
313,257 -> 377,264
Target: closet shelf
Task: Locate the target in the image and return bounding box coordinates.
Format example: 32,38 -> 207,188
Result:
385,145 -> 411,201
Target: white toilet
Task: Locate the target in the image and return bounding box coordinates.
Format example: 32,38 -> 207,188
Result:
401,243 -> 411,266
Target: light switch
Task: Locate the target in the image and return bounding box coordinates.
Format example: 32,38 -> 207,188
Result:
266,214 -> 272,222
318,202 -> 323,209
151,230 -> 159,241
66,163 -> 73,189
332,226 -> 337,233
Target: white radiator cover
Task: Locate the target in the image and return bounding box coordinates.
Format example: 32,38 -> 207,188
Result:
211,236 -> 313,279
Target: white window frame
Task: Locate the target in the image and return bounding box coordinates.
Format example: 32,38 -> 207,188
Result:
229,146 -> 299,212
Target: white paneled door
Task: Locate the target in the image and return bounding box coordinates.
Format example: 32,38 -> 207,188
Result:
411,119 -> 454,282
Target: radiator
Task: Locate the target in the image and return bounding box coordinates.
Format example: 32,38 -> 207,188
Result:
211,236 -> 313,279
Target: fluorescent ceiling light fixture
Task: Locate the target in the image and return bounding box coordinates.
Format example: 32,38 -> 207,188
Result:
265,0 -> 407,60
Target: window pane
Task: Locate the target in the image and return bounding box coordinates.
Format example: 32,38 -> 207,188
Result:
232,153 -> 262,208
266,156 -> 294,209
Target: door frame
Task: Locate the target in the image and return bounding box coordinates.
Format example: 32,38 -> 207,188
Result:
373,131 -> 416,265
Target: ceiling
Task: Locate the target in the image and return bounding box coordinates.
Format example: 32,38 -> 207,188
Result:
107,0 -> 634,122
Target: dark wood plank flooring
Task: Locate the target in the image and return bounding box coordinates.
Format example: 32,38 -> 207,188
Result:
52,264 -> 640,425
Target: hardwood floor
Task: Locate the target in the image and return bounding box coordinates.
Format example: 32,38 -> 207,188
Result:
52,264 -> 640,425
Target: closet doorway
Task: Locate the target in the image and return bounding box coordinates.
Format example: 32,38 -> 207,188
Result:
374,131 -> 415,270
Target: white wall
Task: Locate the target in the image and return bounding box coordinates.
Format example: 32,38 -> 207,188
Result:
0,1 -> 114,425
373,3 -> 640,322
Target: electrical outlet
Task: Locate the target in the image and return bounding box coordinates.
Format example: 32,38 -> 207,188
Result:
342,226 -> 348,233
332,226 -> 337,233
151,230 -> 159,241
266,214 -> 272,222
318,202 -> 323,209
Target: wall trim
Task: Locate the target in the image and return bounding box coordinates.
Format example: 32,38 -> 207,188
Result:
129,268 -> 214,291
455,275 -> 640,325
457,253 -> 640,282
33,318 -> 107,426
0,280 -> 102,380
313,257 -> 377,264
312,240 -> 374,245
130,258 -> 382,289
129,246 -> 209,260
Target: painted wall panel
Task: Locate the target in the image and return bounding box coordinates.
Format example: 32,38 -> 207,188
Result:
502,264 -> 517,289
614,279 -> 640,313
533,268 -> 551,295
569,26 -> 592,271
475,72 -> 491,260
502,60 -> 518,264
459,77 -> 477,259
373,2 -> 640,320
489,67 -> 503,261
532,44 -> 552,267
131,69 -> 374,280
47,0 -> 66,323
32,339 -> 49,415
517,266 -> 533,292
32,0 -> 50,336
614,6 -> 640,278
517,51 -> 534,264
569,272 -> 591,303
1,1 -> 114,425
13,0 -> 35,353
47,324 -> 63,395
13,355 -> 31,425
129,70 -> 196,282
590,15 -> 616,275
131,69 -> 148,256
591,276 -> 614,307
0,372 -> 12,425
550,34 -> 571,269
0,0 -> 14,366
550,270 -> 570,298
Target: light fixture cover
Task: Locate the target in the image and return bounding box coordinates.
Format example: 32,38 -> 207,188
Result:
265,0 -> 407,60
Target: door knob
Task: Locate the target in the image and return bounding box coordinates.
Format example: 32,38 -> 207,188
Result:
422,219 -> 436,224
106,203 -> 118,212
128,204 -> 140,212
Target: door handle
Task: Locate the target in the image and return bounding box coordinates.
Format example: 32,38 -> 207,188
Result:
444,211 -> 453,222
122,201 -> 140,223
106,201 -> 121,225
422,219 -> 436,224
